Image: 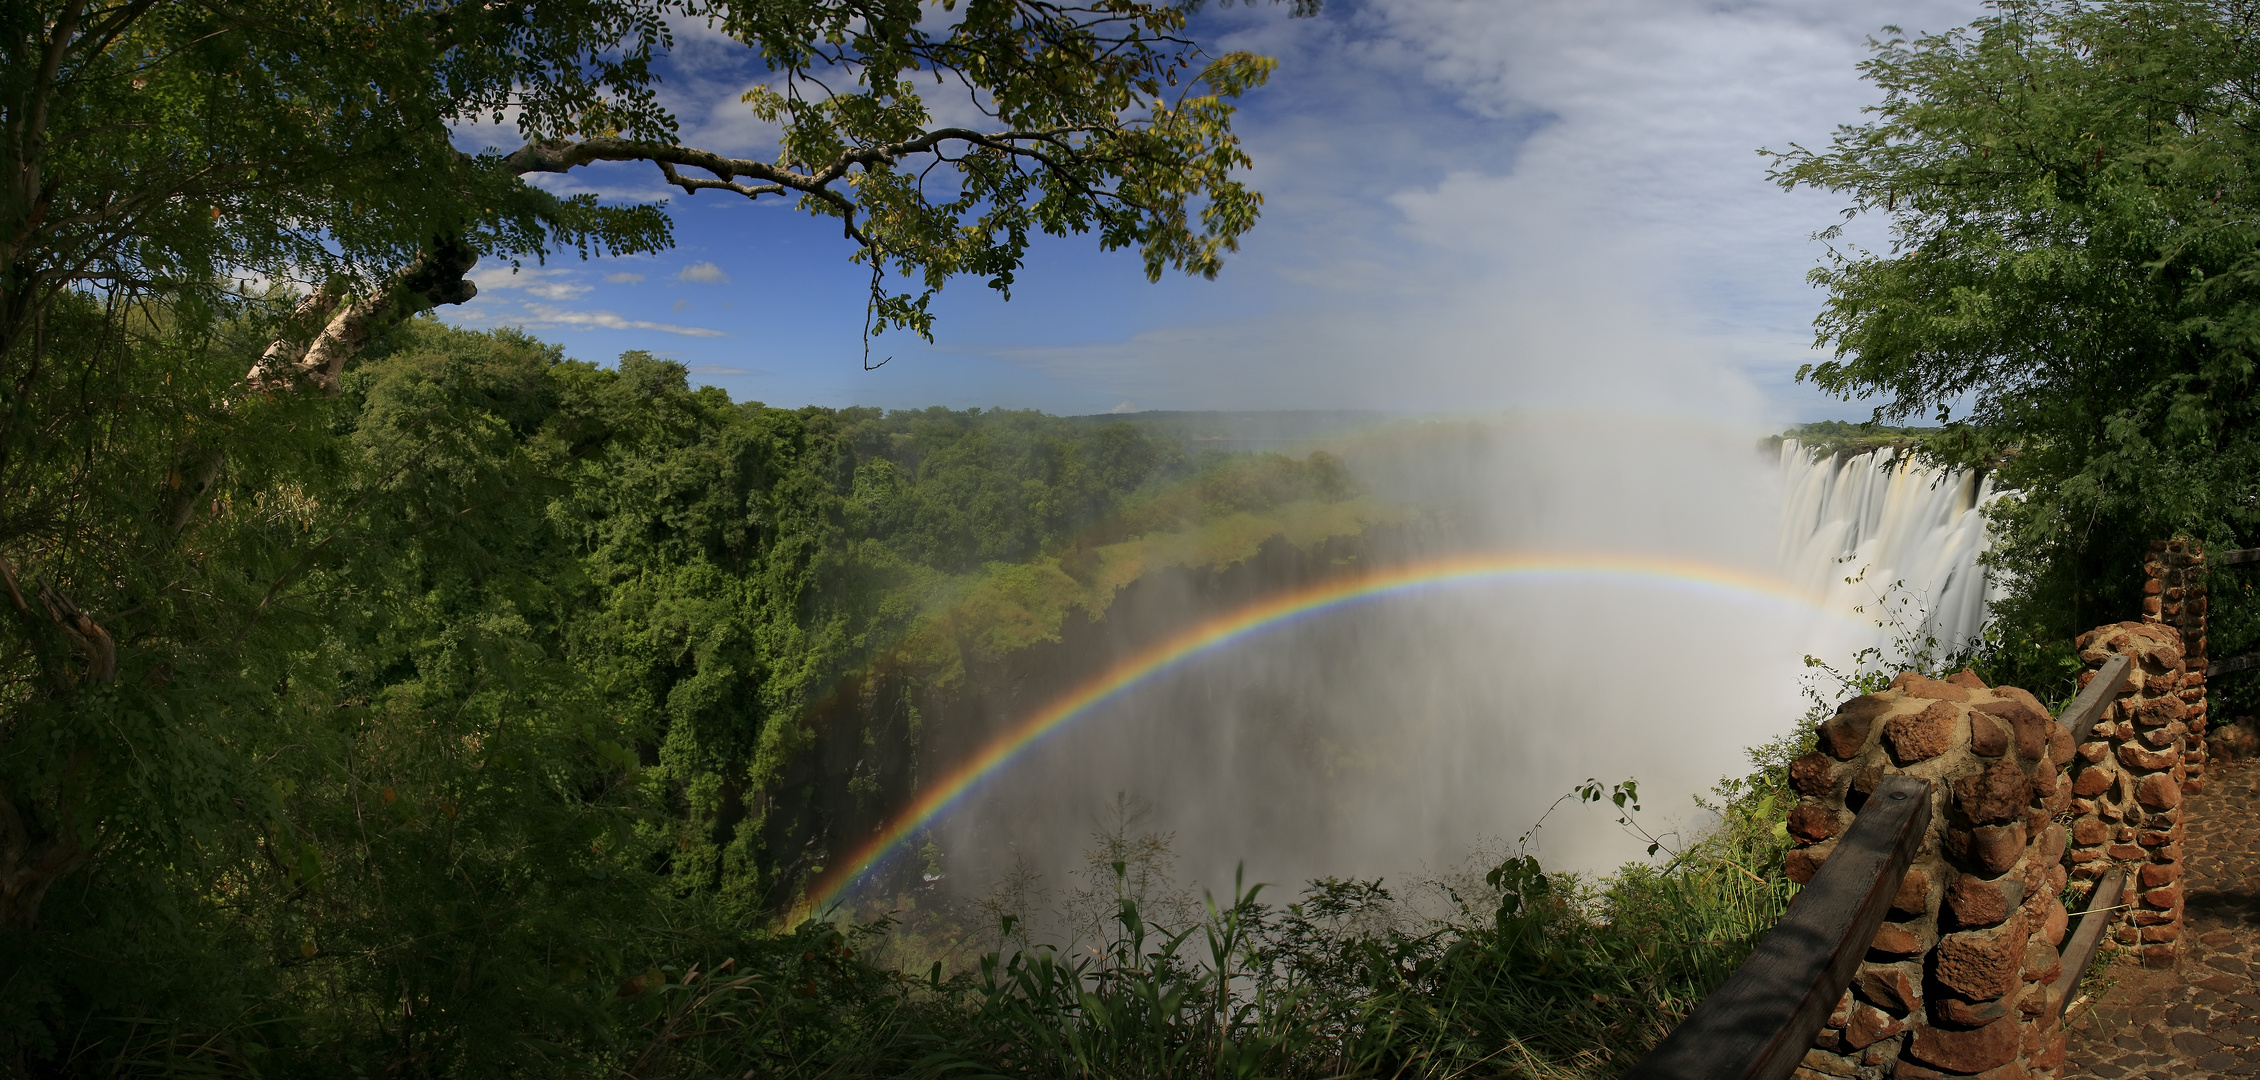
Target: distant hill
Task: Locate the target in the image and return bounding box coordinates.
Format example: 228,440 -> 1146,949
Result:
1066,410 -> 1397,454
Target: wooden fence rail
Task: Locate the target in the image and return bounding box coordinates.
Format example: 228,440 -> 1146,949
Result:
1622,775 -> 1931,1080
1623,654 -> 2134,1080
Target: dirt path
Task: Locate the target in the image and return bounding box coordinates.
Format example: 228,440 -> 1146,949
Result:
2064,759 -> 2260,1077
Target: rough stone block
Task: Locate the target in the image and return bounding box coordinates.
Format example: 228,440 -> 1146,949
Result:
2072,818 -> 2107,845
1870,921 -> 1929,957
1798,1048 -> 1857,1077
1844,1001 -> 1906,1050
1895,672 -> 1972,701
2137,772 -> 2183,810
1991,684 -> 2045,716
1887,701 -> 1961,764
2119,743 -> 2176,771
1856,963 -> 1918,1015
1823,695 -> 1894,759
1933,913 -> 2028,1001
1790,751 -> 1838,796
1928,994 -> 2009,1027
1969,713 -> 2009,757
1789,800 -> 1843,842
2138,861 -> 2181,887
1945,823 -> 2027,875
2021,942 -> 2061,984
1954,758 -> 2027,826
1908,1016 -> 2021,1072
1944,873 -> 2024,929
2009,713 -> 2050,763
2071,768 -> 2113,797
1891,867 -> 1932,916
1785,844 -> 1830,885
2040,897 -> 2068,947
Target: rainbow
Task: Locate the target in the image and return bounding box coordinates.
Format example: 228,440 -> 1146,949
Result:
799,549 -> 1839,916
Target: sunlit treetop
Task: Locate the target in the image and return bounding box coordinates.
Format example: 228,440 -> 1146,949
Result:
2,0 -> 1315,386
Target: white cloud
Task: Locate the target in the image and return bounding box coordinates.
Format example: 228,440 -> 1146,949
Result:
605,272 -> 646,284
519,303 -> 728,338
676,261 -> 731,284
470,265 -> 593,300
937,0 -> 1989,420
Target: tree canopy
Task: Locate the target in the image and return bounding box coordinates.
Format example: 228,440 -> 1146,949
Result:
0,0 -> 1324,1068
1767,0 -> 2260,682
5,0 -> 1299,392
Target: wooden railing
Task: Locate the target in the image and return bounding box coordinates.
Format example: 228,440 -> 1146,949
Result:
1623,654 -> 2134,1080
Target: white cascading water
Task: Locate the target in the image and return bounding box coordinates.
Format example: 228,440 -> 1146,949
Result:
1778,438 -> 2004,663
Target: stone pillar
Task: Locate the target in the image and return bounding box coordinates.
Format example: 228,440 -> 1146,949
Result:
2062,622 -> 2189,967
2140,539 -> 2209,795
1790,669 -> 2075,1080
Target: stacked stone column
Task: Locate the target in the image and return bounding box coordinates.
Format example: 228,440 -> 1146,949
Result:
1789,670 -> 2075,1080
2140,539 -> 2209,796
2061,622 -> 2191,967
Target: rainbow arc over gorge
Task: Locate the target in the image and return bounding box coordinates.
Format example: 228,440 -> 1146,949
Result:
801,549 -> 1844,916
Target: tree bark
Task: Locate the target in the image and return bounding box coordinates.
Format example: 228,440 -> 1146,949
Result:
245,235 -> 479,394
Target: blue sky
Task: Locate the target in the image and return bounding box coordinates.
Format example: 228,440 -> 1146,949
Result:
445,0 -> 1993,424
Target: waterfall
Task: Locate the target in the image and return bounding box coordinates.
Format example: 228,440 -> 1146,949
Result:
1778,438 -> 2003,662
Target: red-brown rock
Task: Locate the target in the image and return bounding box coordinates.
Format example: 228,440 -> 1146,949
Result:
1823,695 -> 1895,759
1786,845 -> 1830,884
1994,685 -> 2049,718
1886,700 -> 1961,763
2138,772 -> 2183,810
2048,723 -> 2075,766
1945,823 -> 2028,875
2030,1026 -> 2066,1070
1928,995 -> 2009,1027
1933,913 -> 2028,1001
1891,867 -> 1932,916
2041,897 -> 2068,947
2022,942 -> 2061,983
1908,1016 -> 2021,1072
1948,668 -> 1989,689
2011,712 -> 2051,763
2072,818 -> 2107,845
2142,882 -> 2182,909
2036,823 -> 2067,865
1944,873 -> 2024,929
1895,672 -> 1973,701
1844,1001 -> 1906,1050
1955,758 -> 2028,826
2138,861 -> 2181,887
1870,922 -> 1927,956
2119,743 -> 2177,771
1856,963 -> 1918,1014
1790,751 -> 1838,797
1969,713 -> 2010,757
1789,800 -> 1843,843
2071,768 -> 2114,797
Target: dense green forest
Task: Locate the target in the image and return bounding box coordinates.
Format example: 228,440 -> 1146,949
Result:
0,314 -> 1802,1078
22,0 -> 2260,1075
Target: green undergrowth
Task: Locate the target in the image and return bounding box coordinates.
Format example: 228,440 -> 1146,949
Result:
601,757 -> 1810,1080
